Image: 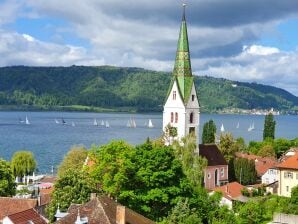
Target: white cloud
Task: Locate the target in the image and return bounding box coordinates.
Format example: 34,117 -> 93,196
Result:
243,45 -> 280,55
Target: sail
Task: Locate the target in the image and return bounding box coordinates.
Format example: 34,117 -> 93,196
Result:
55,119 -> 59,124
220,124 -> 224,132
105,121 -> 110,128
127,120 -> 131,128
251,122 -> 255,130
101,120 -> 105,126
25,116 -> 30,125
148,119 -> 154,128
236,122 -> 239,129
93,119 -> 98,126
132,119 -> 136,128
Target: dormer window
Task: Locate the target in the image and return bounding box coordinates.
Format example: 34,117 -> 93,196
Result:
173,91 -> 177,100
192,94 -> 195,101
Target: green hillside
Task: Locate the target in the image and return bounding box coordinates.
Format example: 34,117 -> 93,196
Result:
0,65 -> 297,113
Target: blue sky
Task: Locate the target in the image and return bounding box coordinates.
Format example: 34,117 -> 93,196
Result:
1,0 -> 298,95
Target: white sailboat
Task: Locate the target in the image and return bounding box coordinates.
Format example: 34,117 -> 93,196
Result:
55,119 -> 59,124
131,119 -> 136,128
127,120 -> 131,128
93,119 -> 98,126
220,123 -> 225,132
236,122 -> 239,129
105,121 -> 110,128
25,116 -> 30,125
248,122 -> 254,131
101,120 -> 105,126
148,119 -> 154,128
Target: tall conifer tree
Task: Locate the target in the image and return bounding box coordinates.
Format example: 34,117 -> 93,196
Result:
263,113 -> 276,140
202,120 -> 216,144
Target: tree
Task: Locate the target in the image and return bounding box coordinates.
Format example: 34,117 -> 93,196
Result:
234,158 -> 257,185
238,200 -> 267,224
89,140 -> 193,221
263,113 -> 276,140
291,185 -> 298,205
202,120 -> 216,144
219,133 -> 239,162
46,169 -> 97,222
173,134 -> 207,190
258,144 -> 275,157
57,145 -> 88,177
11,151 -> 36,178
0,159 -> 16,196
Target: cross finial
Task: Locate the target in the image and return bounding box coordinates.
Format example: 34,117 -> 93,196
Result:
182,3 -> 187,21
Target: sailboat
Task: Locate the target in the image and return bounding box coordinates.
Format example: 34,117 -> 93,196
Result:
127,120 -> 131,128
62,118 -> 66,125
101,120 -> 105,126
236,122 -> 239,129
127,118 -> 136,128
220,123 -> 225,132
148,119 -> 154,128
248,122 -> 254,131
55,119 -> 59,124
25,116 -> 30,125
71,121 -> 75,127
93,119 -> 98,126
19,118 -> 25,123
105,121 -> 110,128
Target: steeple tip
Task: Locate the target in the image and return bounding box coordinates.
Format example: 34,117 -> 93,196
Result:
182,3 -> 187,21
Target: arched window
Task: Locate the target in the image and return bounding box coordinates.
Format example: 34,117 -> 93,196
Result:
173,91 -> 176,100
190,112 -> 194,123
175,112 -> 178,123
170,112 -> 174,123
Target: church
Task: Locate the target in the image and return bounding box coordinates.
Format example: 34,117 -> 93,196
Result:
163,4 -> 200,146
163,5 -> 228,190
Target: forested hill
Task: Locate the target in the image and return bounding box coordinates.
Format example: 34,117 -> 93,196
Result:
0,65 -> 297,113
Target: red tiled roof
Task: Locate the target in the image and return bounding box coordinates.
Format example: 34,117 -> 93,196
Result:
213,182 -> 245,199
276,153 -> 298,170
199,144 -> 227,166
0,197 -> 37,220
235,153 -> 277,176
7,208 -> 47,224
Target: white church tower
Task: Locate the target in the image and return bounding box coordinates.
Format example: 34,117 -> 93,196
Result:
163,4 -> 200,145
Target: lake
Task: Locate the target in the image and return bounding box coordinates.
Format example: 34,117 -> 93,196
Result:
0,111 -> 297,173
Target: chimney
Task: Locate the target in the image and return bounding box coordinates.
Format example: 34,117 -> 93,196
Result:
116,205 -> 126,224
90,193 -> 97,200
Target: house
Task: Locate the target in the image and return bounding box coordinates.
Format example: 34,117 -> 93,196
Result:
276,152 -> 298,197
211,182 -> 247,209
261,167 -> 278,185
199,144 -> 228,190
55,194 -> 155,224
3,208 -> 48,224
0,197 -> 38,221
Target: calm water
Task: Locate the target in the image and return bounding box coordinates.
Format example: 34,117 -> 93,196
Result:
0,111 -> 297,173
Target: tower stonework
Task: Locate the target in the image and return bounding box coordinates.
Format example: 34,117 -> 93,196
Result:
163,5 -> 200,145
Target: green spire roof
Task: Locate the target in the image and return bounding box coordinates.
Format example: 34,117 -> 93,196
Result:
171,4 -> 194,104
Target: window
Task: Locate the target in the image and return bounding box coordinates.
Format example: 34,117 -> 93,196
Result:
192,94 -> 195,101
284,172 -> 293,179
175,112 -> 178,123
173,91 -> 176,100
170,112 -> 174,123
286,186 -> 289,192
190,112 -> 194,123
221,168 -> 224,177
207,172 -> 211,179
189,127 -> 195,135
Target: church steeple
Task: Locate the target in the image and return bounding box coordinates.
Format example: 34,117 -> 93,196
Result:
172,4 -> 193,104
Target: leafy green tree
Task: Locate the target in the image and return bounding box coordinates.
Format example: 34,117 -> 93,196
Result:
90,140 -> 193,221
263,113 -> 276,140
11,151 -> 36,179
0,159 -> 16,196
234,158 -> 257,185
291,185 -> 298,205
57,145 -> 88,177
219,132 -> 239,162
173,134 -> 207,190
202,120 -> 216,144
160,198 -> 202,224
238,200 -> 267,224
258,144 -> 275,157
46,169 -> 97,222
